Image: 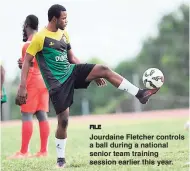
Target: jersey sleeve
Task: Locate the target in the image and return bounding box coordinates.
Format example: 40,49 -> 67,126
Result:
64,30 -> 71,50
26,34 -> 43,57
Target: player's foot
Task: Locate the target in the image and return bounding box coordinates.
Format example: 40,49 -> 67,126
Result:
56,158 -> 66,168
32,151 -> 48,158
136,88 -> 159,104
7,152 -> 32,159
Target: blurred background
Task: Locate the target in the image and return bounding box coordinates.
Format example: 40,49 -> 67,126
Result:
1,0 -> 189,121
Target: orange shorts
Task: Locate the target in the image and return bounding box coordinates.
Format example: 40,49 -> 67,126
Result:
21,88 -> 49,113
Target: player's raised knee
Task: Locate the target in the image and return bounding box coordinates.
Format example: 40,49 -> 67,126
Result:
99,64 -> 109,70
97,64 -> 110,77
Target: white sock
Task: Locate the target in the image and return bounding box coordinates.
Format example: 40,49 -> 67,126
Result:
118,78 -> 139,96
55,138 -> 67,158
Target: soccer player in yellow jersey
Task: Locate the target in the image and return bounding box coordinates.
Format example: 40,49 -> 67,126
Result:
16,4 -> 159,168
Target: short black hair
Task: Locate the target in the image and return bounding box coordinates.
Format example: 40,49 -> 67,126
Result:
48,4 -> 66,22
25,15 -> 38,30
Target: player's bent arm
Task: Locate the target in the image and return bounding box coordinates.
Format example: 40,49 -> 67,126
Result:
67,49 -> 80,64
64,30 -> 80,64
20,53 -> 34,88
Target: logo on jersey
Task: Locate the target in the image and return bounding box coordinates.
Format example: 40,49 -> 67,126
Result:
49,42 -> 55,46
55,54 -> 67,62
62,34 -> 67,43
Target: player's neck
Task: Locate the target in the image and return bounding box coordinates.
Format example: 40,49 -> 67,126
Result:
46,23 -> 58,32
27,29 -> 36,38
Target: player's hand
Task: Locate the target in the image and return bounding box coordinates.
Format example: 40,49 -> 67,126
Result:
18,58 -> 33,69
95,78 -> 107,87
17,58 -> 23,69
15,86 -> 27,106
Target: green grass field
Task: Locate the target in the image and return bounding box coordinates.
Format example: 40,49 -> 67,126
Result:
1,110 -> 189,171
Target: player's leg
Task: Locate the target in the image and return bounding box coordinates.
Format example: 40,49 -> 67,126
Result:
33,88 -> 50,157
49,75 -> 75,168
8,88 -> 38,159
33,111 -> 50,157
85,64 -> 158,104
55,108 -> 69,168
19,88 -> 38,155
20,113 -> 33,154
8,113 -> 33,159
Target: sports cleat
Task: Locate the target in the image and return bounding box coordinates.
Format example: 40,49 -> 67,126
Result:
32,151 -> 48,158
7,152 -> 32,159
136,88 -> 159,104
56,158 -> 66,168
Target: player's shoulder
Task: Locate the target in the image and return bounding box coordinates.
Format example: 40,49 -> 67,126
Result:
36,28 -> 47,35
32,28 -> 46,41
61,29 -> 70,43
62,29 -> 69,38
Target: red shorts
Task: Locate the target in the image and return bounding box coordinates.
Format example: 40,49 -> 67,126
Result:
21,88 -> 49,113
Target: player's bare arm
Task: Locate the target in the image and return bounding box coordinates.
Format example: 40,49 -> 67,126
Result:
20,53 -> 34,87
67,49 -> 80,64
16,53 -> 34,105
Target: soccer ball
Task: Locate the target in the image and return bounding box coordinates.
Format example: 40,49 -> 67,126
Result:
142,68 -> 164,89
